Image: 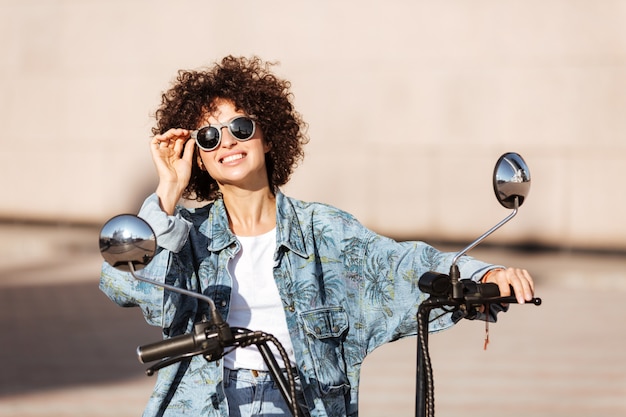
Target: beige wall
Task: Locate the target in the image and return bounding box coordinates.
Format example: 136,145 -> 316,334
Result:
1,0 -> 625,250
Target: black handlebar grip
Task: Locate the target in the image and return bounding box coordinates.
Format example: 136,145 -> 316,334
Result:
137,333 -> 196,364
478,282 -> 502,298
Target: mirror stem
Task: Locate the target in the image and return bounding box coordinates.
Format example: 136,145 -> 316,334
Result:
127,262 -> 218,314
127,263 -> 234,346
450,197 -> 519,286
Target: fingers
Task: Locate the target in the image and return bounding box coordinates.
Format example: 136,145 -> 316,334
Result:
150,129 -> 195,214
149,128 -> 195,187
485,267 -> 535,304
152,128 -> 191,155
181,135 -> 196,164
515,268 -> 535,303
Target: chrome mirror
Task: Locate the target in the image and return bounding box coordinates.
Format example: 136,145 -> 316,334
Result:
99,214 -> 220,315
493,152 -> 531,209
99,214 -> 156,271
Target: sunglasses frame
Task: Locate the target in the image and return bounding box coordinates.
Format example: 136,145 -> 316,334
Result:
190,115 -> 256,151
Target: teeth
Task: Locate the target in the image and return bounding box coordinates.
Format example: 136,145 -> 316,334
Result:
222,154 -> 244,163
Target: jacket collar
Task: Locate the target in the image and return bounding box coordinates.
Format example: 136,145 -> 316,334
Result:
275,190 -> 307,258
204,190 -> 308,258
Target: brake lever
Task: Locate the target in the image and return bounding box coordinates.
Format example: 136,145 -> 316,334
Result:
483,295 -> 542,306
145,350 -> 207,376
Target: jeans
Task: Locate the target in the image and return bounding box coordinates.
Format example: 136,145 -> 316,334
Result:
224,368 -> 309,417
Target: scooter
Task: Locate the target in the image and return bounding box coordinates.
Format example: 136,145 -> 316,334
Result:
99,152 -> 541,417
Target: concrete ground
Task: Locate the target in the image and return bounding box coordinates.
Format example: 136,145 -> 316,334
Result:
0,222 -> 624,416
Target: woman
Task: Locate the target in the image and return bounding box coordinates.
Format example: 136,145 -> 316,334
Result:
100,56 -> 534,417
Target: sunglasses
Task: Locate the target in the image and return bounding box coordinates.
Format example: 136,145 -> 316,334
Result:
190,116 -> 256,151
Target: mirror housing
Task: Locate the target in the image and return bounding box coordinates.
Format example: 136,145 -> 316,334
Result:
493,152 -> 531,209
99,214 -> 156,271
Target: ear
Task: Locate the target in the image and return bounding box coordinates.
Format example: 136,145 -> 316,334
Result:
197,154 -> 206,171
263,140 -> 272,153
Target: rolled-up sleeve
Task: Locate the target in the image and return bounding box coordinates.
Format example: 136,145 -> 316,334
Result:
138,194 -> 192,253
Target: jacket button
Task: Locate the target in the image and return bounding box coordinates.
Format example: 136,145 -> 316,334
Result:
314,326 -> 322,334
332,325 -> 340,333
288,305 -> 295,312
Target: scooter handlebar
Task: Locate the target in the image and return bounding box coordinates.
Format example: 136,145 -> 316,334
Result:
137,333 -> 197,364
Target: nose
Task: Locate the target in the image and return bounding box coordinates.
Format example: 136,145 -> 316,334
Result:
219,126 -> 237,148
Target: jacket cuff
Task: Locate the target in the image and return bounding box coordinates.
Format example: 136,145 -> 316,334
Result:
138,193 -> 191,253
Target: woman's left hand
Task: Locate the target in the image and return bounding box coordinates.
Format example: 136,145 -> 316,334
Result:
482,268 -> 535,304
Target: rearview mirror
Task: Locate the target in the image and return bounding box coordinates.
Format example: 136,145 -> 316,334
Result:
99,214 -> 156,271
493,152 -> 531,209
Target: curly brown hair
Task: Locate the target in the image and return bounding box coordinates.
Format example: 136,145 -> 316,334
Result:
152,56 -> 309,201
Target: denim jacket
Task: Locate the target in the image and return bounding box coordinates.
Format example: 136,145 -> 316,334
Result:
100,190 -> 498,417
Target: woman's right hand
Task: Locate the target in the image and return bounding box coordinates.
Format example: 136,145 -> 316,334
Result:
150,128 -> 196,215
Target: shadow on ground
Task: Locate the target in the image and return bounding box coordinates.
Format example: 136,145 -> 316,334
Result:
0,280 -> 160,397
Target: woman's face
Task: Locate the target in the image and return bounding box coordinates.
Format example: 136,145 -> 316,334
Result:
196,100 -> 271,192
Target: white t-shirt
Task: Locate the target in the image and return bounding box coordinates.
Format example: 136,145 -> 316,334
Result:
224,228 -> 296,371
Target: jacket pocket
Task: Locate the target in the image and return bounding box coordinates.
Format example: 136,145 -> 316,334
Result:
300,306 -> 350,396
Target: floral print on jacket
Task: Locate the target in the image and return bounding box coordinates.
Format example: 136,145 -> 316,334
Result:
100,190 -> 497,417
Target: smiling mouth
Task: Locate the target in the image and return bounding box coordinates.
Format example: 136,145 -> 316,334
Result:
221,153 -> 245,164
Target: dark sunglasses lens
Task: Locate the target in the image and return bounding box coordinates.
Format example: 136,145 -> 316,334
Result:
196,126 -> 220,150
230,117 -> 255,140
